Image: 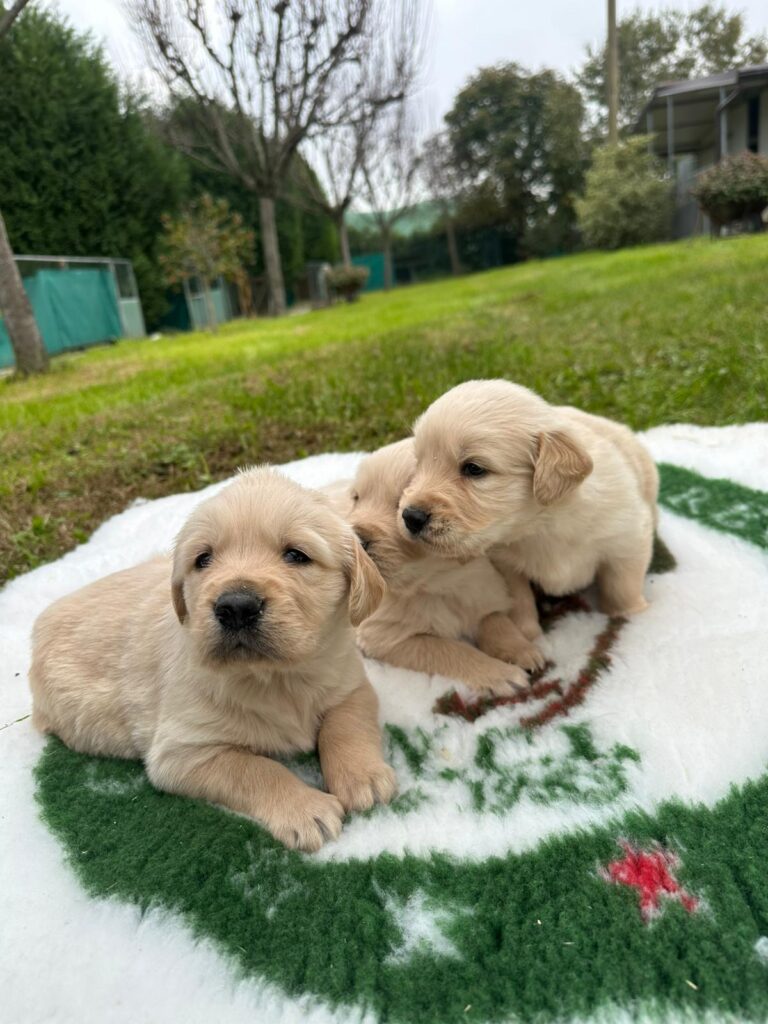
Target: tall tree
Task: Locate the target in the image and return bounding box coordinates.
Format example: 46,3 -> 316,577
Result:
578,4 -> 768,134
361,104 -> 422,289
297,114 -> 371,267
0,0 -> 47,375
130,0 -> 418,315
296,2 -> 428,268
164,98 -> 339,302
445,64 -> 588,258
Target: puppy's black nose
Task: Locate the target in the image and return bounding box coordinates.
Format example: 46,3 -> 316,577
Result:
214,592 -> 265,631
402,506 -> 431,535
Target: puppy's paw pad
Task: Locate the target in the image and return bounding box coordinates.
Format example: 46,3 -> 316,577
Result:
270,790 -> 345,853
330,761 -> 398,813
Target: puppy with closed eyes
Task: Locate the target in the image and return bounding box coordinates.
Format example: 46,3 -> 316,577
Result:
30,468 -> 395,852
399,379 -> 659,622
339,439 -> 544,696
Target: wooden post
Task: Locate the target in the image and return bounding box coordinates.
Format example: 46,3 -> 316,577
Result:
719,87 -> 727,161
666,95 -> 675,177
607,0 -> 619,144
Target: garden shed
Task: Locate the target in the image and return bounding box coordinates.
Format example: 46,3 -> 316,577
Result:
0,255 -> 145,369
636,63 -> 768,236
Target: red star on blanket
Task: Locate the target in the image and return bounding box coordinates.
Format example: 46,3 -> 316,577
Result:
602,841 -> 700,922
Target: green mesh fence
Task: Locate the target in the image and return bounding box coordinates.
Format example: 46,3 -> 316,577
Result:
0,267 -> 122,369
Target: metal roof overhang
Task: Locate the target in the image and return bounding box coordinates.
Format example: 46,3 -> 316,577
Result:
635,65 -> 768,157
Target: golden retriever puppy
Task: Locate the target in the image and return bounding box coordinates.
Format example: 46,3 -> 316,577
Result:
339,439 -> 544,696
30,469 -> 395,853
399,380 -> 659,618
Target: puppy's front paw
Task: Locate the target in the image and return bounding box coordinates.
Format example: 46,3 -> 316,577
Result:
267,787 -> 345,853
327,759 -> 398,813
519,619 -> 544,644
599,595 -> 649,616
467,663 -> 529,696
477,633 -> 545,673
499,638 -> 546,672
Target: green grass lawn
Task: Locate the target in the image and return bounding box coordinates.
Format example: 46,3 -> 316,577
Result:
2,234 -> 767,583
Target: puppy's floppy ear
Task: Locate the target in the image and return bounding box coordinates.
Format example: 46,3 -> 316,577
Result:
345,534 -> 386,627
170,550 -> 188,624
533,430 -> 593,506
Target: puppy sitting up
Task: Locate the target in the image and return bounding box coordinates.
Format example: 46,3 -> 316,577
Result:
343,439 -> 544,696
400,379 -> 659,618
30,469 -> 395,852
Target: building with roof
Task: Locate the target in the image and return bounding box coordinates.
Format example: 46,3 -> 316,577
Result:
637,64 -> 768,236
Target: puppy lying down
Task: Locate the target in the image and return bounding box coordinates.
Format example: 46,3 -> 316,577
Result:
338,439 -> 544,696
30,469 -> 395,852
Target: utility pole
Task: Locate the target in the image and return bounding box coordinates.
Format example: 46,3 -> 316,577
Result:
607,0 -> 619,144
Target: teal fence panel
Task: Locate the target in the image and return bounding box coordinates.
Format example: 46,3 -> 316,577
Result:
0,268 -> 122,368
352,252 -> 386,292
187,282 -> 231,330
119,298 -> 146,338
0,323 -> 13,367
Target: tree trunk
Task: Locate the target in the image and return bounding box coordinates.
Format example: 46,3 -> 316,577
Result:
258,195 -> 286,316
446,217 -> 462,276
339,217 -> 352,268
383,226 -> 394,290
202,277 -> 218,332
0,209 -> 48,375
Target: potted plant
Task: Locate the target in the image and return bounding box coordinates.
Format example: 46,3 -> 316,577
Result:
324,264 -> 370,303
691,152 -> 768,230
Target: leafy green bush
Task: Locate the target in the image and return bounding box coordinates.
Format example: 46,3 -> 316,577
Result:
576,137 -> 672,250
690,152 -> 768,226
325,264 -> 369,302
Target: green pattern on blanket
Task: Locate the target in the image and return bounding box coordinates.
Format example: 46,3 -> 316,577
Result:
384,722 -> 640,813
35,464 -> 768,1023
35,739 -> 768,1024
659,463 -> 768,549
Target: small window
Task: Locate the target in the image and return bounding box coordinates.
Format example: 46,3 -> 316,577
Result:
747,96 -> 760,153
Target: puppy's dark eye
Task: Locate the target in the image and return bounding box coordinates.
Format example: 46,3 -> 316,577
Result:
283,548 -> 311,565
351,492 -> 359,503
194,551 -> 212,570
461,462 -> 487,478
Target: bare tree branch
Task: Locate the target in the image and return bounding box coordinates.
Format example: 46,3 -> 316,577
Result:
296,0 -> 430,265
126,0 -> 429,311
361,101 -> 423,288
0,0 -> 33,40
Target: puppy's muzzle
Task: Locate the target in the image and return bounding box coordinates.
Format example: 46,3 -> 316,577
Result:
214,591 -> 265,633
402,506 -> 431,536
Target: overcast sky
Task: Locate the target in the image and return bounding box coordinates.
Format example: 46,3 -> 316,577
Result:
51,0 -> 768,121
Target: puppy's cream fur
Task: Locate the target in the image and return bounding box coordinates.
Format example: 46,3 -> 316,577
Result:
341,439 -> 543,695
400,380 -> 659,617
30,469 -> 395,852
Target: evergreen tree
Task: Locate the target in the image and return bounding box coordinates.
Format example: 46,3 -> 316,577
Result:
0,7 -> 187,326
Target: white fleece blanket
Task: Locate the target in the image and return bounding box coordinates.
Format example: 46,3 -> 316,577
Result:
2,423 -> 767,1024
